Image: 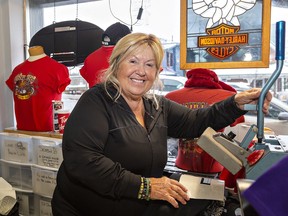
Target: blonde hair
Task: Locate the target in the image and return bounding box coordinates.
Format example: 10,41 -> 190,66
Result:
103,33 -> 164,109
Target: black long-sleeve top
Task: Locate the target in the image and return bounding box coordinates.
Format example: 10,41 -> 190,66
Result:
52,84 -> 246,216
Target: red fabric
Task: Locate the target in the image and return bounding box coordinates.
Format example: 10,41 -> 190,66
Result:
176,138 -> 225,173
6,56 -> 70,131
80,46 -> 114,88
169,68 -> 244,127
185,68 -> 237,93
219,167 -> 246,191
165,88 -> 244,126
165,68 -> 245,173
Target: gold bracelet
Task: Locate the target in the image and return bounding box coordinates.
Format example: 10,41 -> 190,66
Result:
138,177 -> 144,199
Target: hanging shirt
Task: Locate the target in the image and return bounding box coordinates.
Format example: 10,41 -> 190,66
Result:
165,68 -> 245,173
166,88 -> 245,127
80,45 -> 114,88
6,56 -> 71,131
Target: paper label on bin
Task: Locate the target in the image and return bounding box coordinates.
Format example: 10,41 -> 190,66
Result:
3,140 -> 29,163
33,170 -> 56,197
39,199 -> 52,215
37,145 -> 63,168
16,194 -> 29,216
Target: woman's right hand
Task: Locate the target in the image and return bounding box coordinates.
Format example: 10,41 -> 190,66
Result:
149,176 -> 190,208
234,88 -> 272,114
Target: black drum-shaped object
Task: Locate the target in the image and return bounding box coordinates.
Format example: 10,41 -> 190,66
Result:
29,20 -> 104,66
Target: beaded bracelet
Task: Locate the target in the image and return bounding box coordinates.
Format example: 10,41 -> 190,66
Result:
138,177 -> 151,201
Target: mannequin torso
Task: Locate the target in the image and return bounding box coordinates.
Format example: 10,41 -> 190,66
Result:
28,46 -> 47,62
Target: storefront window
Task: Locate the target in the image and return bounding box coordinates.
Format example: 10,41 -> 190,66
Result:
27,0 -> 288,112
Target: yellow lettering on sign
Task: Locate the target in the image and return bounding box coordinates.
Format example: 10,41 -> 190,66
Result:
197,23 -> 248,60
211,27 -> 236,35
199,34 -> 248,47
207,46 -> 239,60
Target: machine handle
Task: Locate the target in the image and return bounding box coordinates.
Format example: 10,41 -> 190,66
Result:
276,21 -> 286,60
257,21 -> 286,143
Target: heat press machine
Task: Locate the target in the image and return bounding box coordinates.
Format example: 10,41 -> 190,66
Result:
197,21 -> 287,180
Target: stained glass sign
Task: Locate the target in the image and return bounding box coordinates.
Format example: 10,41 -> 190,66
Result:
180,0 -> 272,69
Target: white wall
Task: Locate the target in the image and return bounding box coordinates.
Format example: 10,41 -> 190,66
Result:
0,0 -> 25,131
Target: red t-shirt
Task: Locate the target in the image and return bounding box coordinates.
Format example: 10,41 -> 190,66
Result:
165,87 -> 245,173
6,56 -> 71,131
80,46 -> 114,88
165,87 -> 244,127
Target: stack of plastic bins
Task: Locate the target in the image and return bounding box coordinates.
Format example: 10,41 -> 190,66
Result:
31,136 -> 62,216
0,132 -> 35,216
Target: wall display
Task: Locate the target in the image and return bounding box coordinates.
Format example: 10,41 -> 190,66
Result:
180,0 -> 271,69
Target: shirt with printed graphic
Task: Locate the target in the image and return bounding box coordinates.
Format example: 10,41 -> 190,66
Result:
6,56 -> 71,131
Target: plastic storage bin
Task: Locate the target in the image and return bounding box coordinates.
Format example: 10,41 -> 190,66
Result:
31,166 -> 57,197
2,160 -> 32,190
34,194 -> 53,216
16,190 -> 35,216
32,136 -> 63,169
0,132 -> 34,163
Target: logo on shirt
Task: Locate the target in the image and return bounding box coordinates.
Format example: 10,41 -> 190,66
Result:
14,73 -> 37,100
183,102 -> 209,110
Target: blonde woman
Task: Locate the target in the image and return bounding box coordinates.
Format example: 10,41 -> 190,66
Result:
52,33 -> 272,216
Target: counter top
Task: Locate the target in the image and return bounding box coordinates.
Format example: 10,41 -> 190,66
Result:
3,127 -> 62,139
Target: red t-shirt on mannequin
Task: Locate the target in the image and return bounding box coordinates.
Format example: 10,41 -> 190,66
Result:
165,68 -> 245,173
6,46 -> 71,131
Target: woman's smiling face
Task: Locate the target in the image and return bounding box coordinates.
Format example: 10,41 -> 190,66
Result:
117,45 -> 158,100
